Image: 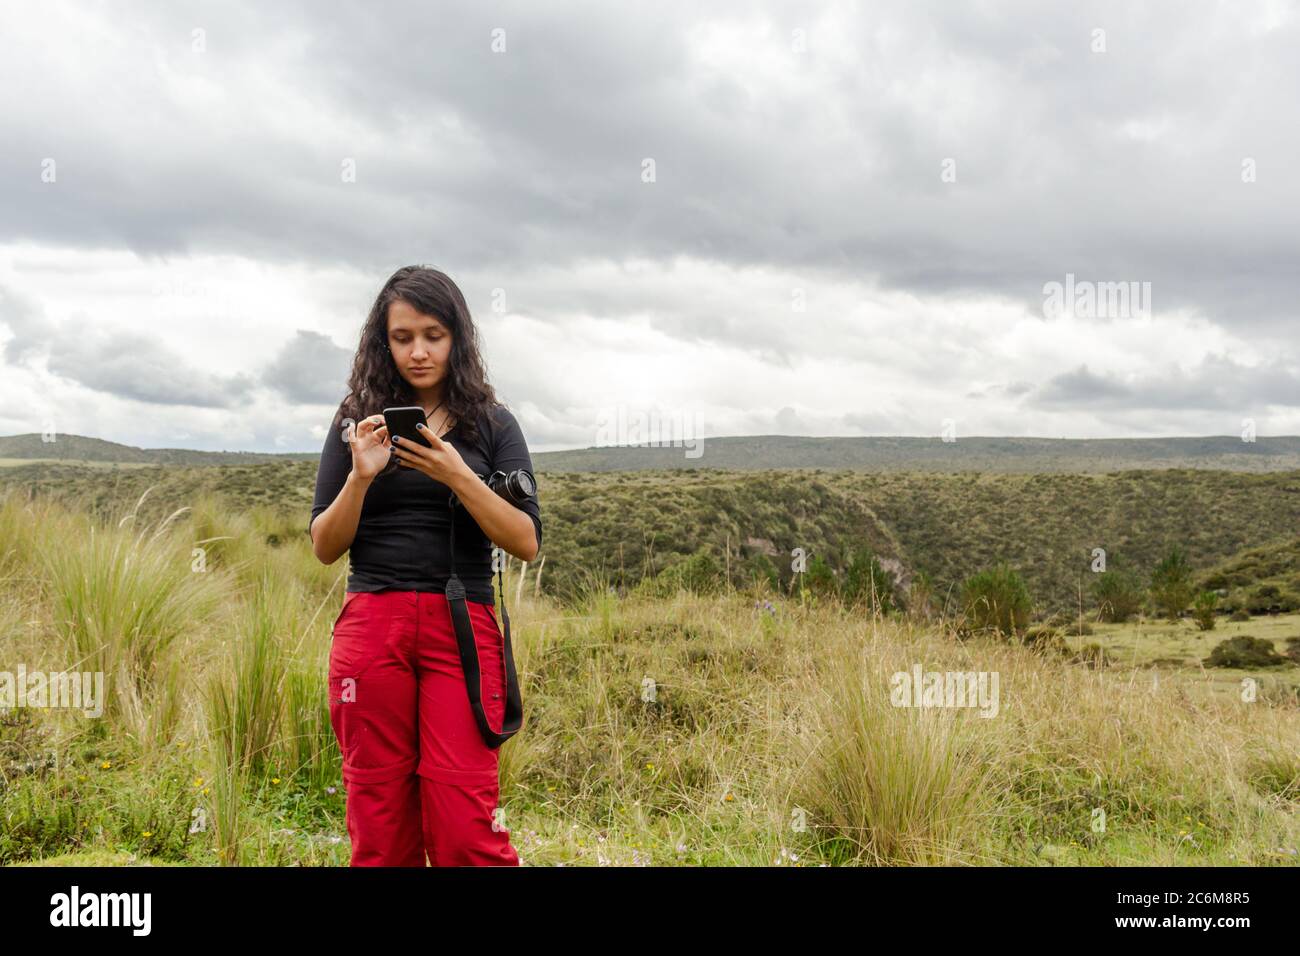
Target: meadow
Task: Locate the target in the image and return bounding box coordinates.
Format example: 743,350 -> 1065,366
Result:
0,484 -> 1296,867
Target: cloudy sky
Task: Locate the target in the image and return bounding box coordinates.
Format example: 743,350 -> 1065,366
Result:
1,0 -> 1297,453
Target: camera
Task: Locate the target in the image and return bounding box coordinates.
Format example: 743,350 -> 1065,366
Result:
485,468 -> 536,504
449,468 -> 535,510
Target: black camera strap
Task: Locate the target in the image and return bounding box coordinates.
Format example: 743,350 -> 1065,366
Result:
445,497 -> 524,749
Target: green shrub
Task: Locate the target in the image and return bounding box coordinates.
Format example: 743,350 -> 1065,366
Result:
1203,635 -> 1289,669
840,546 -> 897,613
1092,566 -> 1144,622
648,548 -> 725,596
1192,591 -> 1219,631
803,554 -> 837,598
1243,582 -> 1299,614
959,564 -> 1032,638
1149,546 -> 1195,622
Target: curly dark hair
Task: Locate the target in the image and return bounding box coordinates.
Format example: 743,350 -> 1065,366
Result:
336,265 -> 499,458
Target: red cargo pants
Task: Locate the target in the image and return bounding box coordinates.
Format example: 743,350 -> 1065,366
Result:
328,589 -> 520,866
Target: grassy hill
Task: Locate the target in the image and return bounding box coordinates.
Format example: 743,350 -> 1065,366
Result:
3,459 -> 1299,617
0,460 -> 317,519
832,469 -> 1300,615
4,432 -> 1300,473
535,434 -> 1300,473
0,433 -> 317,466
1199,537 -> 1300,615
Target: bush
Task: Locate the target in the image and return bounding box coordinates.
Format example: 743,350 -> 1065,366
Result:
1150,546 -> 1195,622
1203,635 -> 1289,669
959,564 -> 1032,638
1092,566 -> 1144,623
802,554 -> 837,598
1229,608 -> 1251,622
1192,591 -> 1218,631
1243,583 -> 1298,615
840,546 -> 897,613
741,552 -> 780,593
654,548 -> 725,596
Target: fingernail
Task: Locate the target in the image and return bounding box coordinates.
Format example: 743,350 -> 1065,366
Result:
392,436 -> 400,443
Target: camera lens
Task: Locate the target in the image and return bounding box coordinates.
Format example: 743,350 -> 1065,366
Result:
510,470 -> 536,498
483,469 -> 535,504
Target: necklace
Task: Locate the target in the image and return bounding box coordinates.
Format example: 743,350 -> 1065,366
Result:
423,399 -> 453,438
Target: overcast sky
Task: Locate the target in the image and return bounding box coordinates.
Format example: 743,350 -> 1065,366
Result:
2,0 -> 1297,453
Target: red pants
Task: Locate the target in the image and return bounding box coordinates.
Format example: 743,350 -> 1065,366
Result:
328,589 -> 520,866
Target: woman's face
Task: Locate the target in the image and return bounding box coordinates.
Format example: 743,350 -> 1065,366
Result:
386,298 -> 453,392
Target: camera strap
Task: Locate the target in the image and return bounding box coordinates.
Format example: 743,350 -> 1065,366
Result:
445,498 -> 524,749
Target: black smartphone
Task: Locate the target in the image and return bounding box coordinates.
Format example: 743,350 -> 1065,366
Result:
382,406 -> 432,448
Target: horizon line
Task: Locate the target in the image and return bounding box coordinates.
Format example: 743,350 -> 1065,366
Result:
1,431 -> 1297,456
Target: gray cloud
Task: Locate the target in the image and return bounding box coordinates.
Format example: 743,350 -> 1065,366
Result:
1,284 -> 256,408
0,285 -> 48,363
1,2 -> 1298,450
2,0 -> 1297,344
1034,357 -> 1300,412
262,330 -> 352,404
45,319 -> 255,408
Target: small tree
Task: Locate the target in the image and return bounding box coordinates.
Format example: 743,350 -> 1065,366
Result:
960,564 -> 1032,638
1149,545 -> 1195,622
1192,590 -> 1218,631
1092,566 -> 1144,623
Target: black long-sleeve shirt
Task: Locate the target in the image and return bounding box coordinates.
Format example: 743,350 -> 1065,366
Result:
309,402 -> 542,603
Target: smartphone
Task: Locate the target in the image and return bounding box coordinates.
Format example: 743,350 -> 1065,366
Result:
382,406 -> 432,448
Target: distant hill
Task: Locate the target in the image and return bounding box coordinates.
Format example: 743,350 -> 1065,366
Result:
4,457 -> 1300,615
533,435 -> 1300,473
0,433 -> 318,466
4,432 -> 1299,473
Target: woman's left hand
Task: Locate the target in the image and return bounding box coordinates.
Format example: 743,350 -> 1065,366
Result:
390,425 -> 474,486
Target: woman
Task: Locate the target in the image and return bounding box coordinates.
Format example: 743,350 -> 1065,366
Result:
309,265 -> 541,867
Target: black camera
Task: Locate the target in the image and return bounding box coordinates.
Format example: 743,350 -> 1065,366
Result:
485,468 -> 536,504
449,468 -> 535,510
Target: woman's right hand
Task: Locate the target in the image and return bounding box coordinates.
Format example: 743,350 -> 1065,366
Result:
347,414 -> 392,480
